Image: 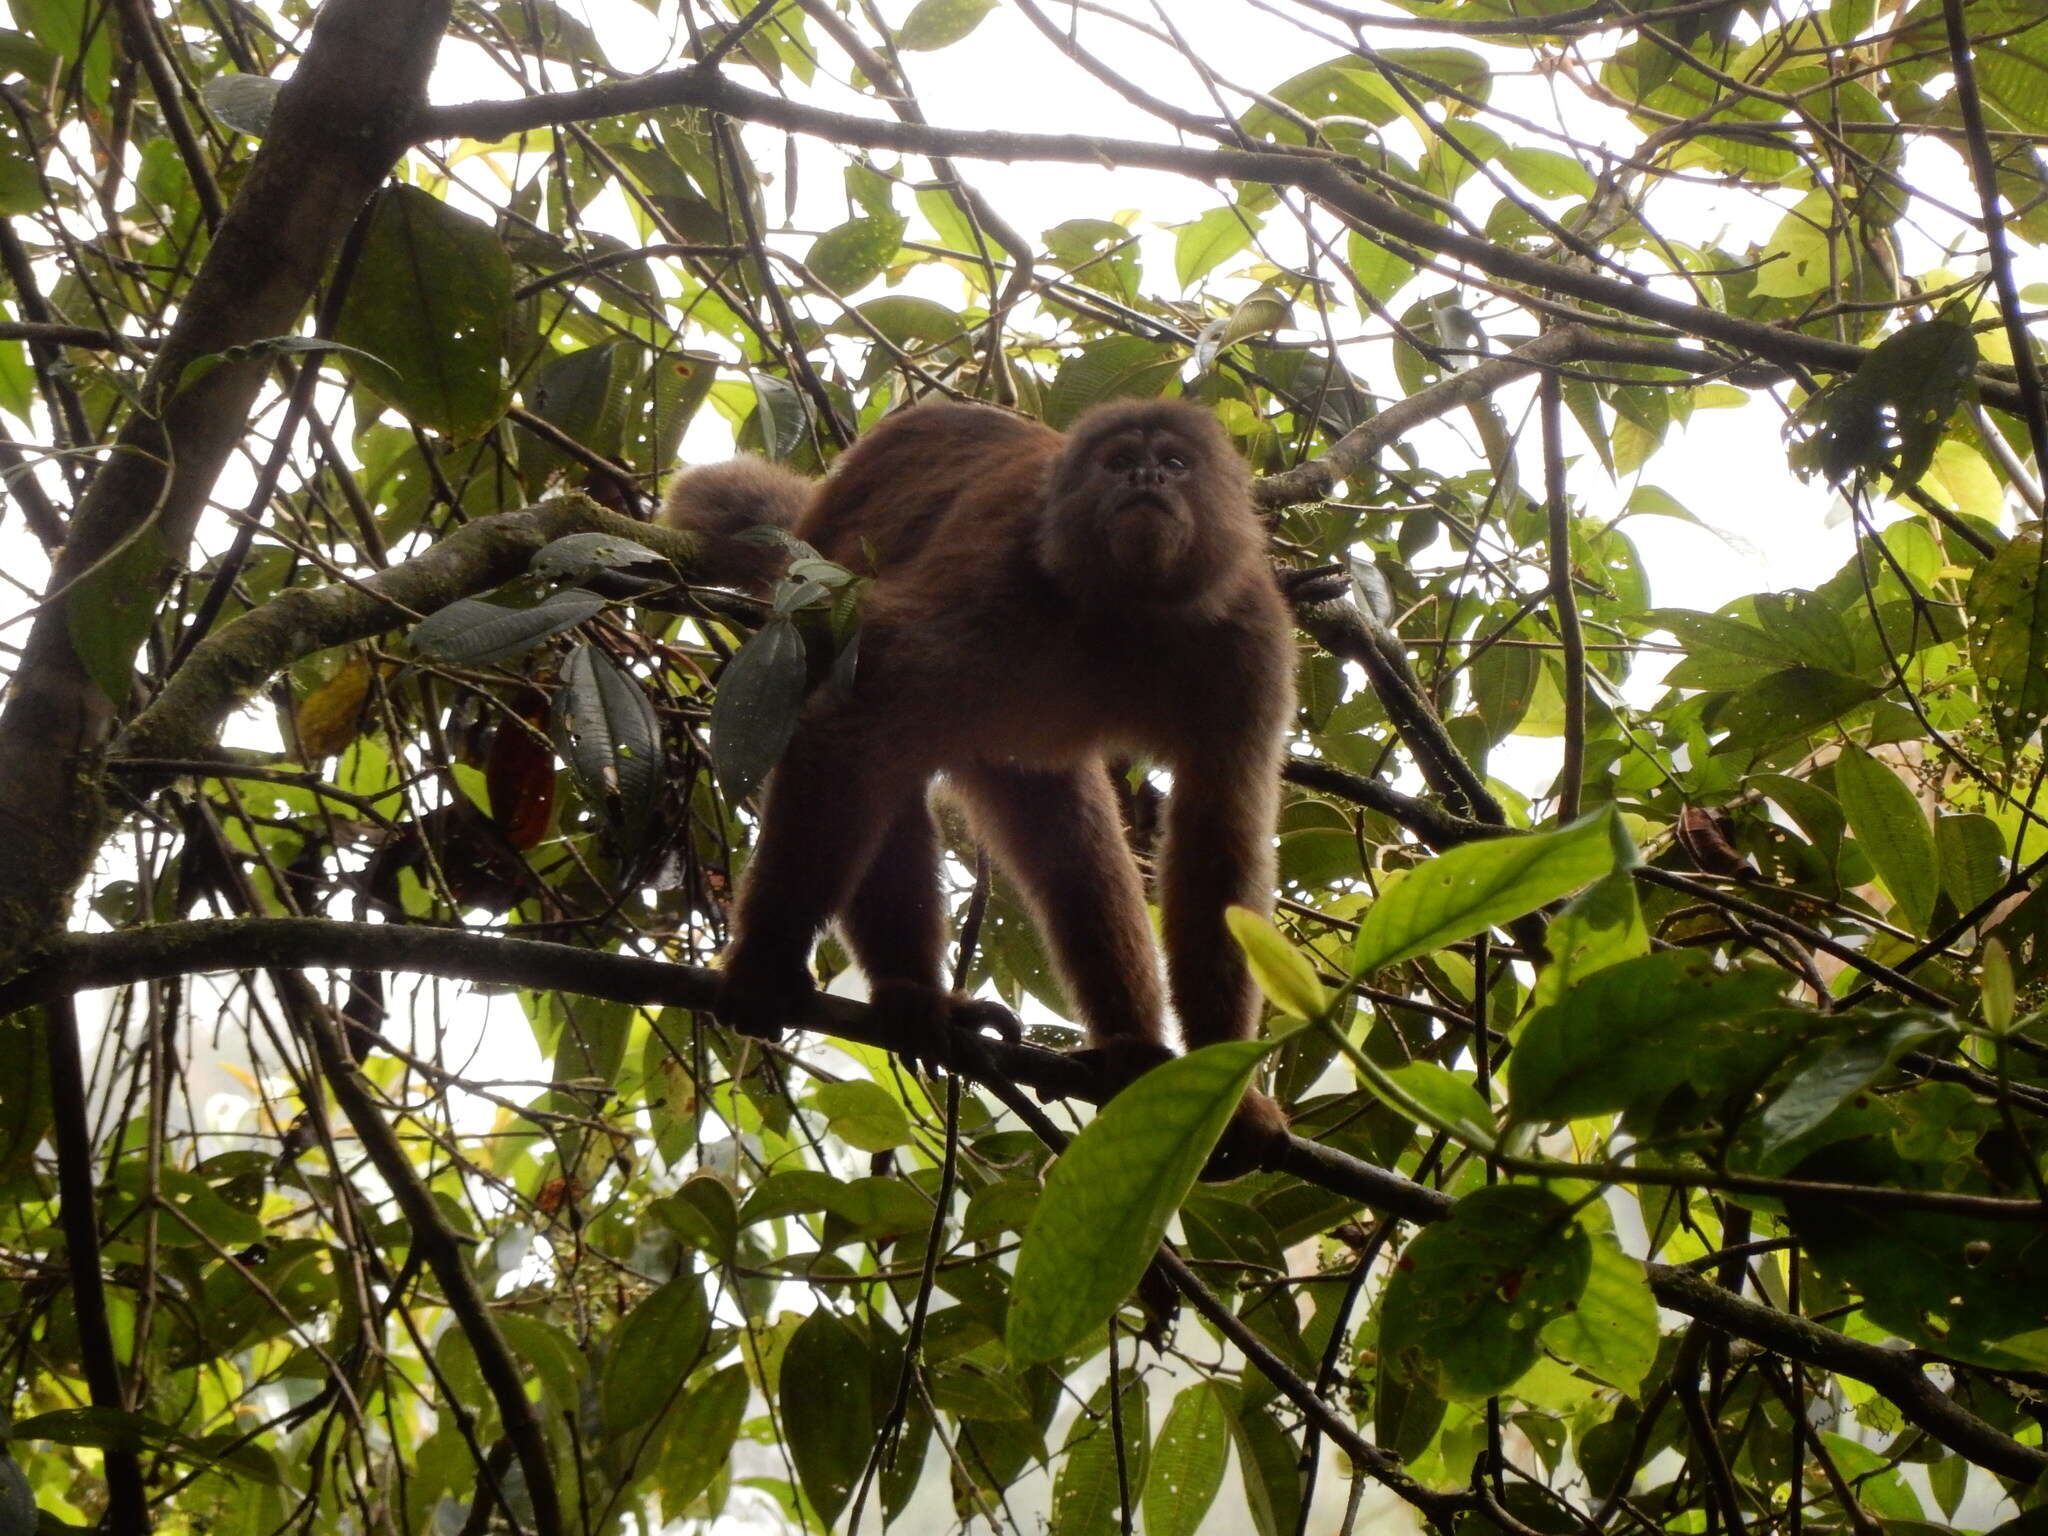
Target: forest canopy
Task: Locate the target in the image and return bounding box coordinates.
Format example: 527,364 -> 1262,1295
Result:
1,1 -> 2046,1533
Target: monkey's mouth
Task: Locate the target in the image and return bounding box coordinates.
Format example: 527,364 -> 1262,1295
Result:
1112,490 -> 1177,517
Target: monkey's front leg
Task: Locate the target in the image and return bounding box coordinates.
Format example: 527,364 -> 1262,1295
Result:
715,716 -> 920,1044
1161,747 -> 1292,1175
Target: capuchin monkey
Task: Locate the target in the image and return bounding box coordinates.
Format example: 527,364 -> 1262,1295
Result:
663,399 -> 1296,1164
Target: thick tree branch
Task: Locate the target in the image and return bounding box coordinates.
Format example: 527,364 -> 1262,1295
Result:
117,498 -> 700,770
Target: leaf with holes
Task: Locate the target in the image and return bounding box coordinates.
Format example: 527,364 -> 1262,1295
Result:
1379,1184 -> 1592,1400
1969,527 -> 2048,756
552,643 -> 662,834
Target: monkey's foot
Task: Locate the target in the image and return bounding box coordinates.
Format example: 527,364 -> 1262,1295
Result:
710,960 -> 815,1046
870,981 -> 1021,1075
1201,1087 -> 1291,1182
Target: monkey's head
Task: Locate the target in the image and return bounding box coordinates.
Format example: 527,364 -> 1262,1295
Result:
1039,400 -> 1260,608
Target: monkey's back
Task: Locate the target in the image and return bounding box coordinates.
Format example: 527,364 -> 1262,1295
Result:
797,401 -> 1056,574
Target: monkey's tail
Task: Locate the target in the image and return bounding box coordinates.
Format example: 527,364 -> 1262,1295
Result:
658,455 -> 812,597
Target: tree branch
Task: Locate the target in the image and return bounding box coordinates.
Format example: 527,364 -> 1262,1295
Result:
116,498 -> 700,770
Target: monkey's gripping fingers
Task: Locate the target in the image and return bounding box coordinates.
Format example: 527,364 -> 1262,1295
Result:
1201,1087 -> 1291,1182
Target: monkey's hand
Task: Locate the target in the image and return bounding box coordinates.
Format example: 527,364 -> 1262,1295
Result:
870,980 -> 1022,1076
1201,1088 -> 1291,1182
711,951 -> 816,1046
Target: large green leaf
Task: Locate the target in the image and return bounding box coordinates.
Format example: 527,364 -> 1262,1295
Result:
1352,808 -> 1618,974
656,1367 -> 749,1523
1833,744 -> 1939,935
601,1273 -> 708,1432
334,185 -> 512,440
707,617 -> 808,802
1007,1040 -> 1275,1365
1753,1010 -> 1951,1161
1143,1383 -> 1231,1536
1509,952 -> 1786,1123
1048,1373 -> 1148,1536
67,523 -> 171,705
1378,1184 -> 1592,1400
1710,667 -> 1881,755
778,1309 -> 873,1527
1542,1231 -> 1659,1398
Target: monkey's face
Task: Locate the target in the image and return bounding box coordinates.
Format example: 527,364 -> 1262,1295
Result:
1041,403 -> 1249,603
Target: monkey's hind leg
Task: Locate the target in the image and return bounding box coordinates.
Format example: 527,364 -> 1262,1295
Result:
950,762 -> 1172,1090
714,719 -> 921,1044
841,795 -> 1018,1074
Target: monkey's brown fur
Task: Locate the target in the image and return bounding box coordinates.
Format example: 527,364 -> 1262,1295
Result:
664,399 -> 1296,1156
659,454 -> 811,594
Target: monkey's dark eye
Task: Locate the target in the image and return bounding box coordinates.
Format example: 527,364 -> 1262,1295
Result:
1105,452 -> 1136,473
1161,453 -> 1188,474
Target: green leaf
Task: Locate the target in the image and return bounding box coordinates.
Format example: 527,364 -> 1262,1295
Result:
1790,1154 -> 2048,1370
1372,1358 -> 1445,1462
1227,1398 -> 1304,1536
1499,146 -> 1595,199
1510,953 -> 1785,1123
1352,808 -> 1619,975
201,72 -> 282,136
1376,1061 -> 1494,1145
409,589 -> 605,666
1046,335 -> 1183,429
1224,906 -> 1326,1021
1049,1373 -> 1148,1536
1144,1383 -> 1231,1536
1967,527 -> 2048,754
67,522 -> 170,705
1532,865 -> 1648,1007
1813,318 -> 1977,489
895,0 -> 997,50
708,617 -> 808,802
529,531 -> 666,585
1378,1184 -> 1592,1401
1755,1010 -> 1951,1159
520,342 -> 625,490
1007,1040 -> 1276,1365
1937,812 -> 2006,917
602,1273 -> 708,1431
1174,206 -> 1260,289
807,213 -> 907,295
656,1366 -> 749,1522
334,185 -> 512,440
1194,285 -> 1293,370
0,1013 -> 53,1183
1347,230 -> 1414,305
1833,745 -> 1939,935
554,642 -> 663,835
779,1309 -> 873,1528
810,1079 -> 913,1153
1542,1231 -> 1659,1398
1710,667 -> 1880,756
